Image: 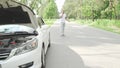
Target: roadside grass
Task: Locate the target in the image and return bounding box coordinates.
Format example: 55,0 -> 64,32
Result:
71,19 -> 120,34
44,19 -> 56,26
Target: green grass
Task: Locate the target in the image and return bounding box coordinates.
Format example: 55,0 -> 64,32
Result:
44,19 -> 56,26
71,19 -> 120,34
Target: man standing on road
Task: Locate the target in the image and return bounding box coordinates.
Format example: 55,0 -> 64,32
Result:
59,10 -> 66,36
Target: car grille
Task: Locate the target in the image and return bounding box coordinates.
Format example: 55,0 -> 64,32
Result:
0,49 -> 11,60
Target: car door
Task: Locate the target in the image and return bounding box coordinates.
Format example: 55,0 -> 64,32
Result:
38,17 -> 50,52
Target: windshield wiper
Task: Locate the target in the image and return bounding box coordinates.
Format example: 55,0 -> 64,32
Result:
14,31 -> 30,34
14,31 -> 38,35
0,31 -> 38,39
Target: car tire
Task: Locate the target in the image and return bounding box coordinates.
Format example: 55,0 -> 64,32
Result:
41,46 -> 46,68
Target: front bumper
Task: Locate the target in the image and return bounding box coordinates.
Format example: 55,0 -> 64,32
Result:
0,48 -> 41,68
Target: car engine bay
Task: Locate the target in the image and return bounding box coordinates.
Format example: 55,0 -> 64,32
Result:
0,36 -> 32,49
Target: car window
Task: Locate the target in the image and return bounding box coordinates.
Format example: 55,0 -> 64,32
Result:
0,4 -> 3,8
41,18 -> 45,25
37,17 -> 45,28
38,20 -> 41,28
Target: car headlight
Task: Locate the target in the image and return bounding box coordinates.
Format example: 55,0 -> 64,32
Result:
9,39 -> 38,57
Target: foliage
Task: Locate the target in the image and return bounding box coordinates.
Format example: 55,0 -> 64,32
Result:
72,19 -> 120,34
17,0 -> 58,19
17,0 -> 45,15
63,0 -> 120,20
44,19 -> 56,26
43,0 -> 58,19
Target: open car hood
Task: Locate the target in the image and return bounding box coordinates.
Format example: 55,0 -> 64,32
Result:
0,0 -> 9,2
0,6 -> 31,25
0,0 -> 37,28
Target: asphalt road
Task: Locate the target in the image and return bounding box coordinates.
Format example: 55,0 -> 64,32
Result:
46,20 -> 120,68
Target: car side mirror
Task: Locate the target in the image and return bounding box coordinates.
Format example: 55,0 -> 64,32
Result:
33,30 -> 38,36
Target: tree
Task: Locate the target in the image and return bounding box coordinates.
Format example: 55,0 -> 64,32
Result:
43,0 -> 58,19
17,0 -> 48,16
116,0 -> 120,19
63,0 -> 120,20
63,0 -> 102,19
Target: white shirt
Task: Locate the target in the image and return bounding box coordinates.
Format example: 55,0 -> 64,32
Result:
60,13 -> 66,23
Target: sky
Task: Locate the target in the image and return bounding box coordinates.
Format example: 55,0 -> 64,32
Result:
55,0 -> 65,12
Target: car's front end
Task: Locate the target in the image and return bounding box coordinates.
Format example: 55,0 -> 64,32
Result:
0,25 -> 42,68
0,0 -> 44,68
0,38 -> 40,68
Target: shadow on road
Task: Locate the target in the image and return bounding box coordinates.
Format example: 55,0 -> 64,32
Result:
46,43 -> 85,68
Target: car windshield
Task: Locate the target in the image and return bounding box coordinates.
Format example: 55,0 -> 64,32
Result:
0,25 -> 35,34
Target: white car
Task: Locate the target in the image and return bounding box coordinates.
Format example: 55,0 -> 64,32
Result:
0,0 -> 51,68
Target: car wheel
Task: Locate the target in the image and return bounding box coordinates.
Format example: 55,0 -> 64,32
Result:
41,46 -> 45,68
48,32 -> 51,48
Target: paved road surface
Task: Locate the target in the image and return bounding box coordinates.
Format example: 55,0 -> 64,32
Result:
46,20 -> 120,68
